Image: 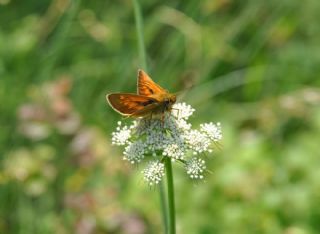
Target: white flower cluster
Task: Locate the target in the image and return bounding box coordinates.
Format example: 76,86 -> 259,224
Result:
200,122 -> 222,142
111,103 -> 222,184
111,121 -> 133,145
123,141 -> 145,164
143,161 -> 165,186
186,158 -> 206,179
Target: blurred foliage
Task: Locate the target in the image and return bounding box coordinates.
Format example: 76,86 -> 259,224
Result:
0,0 -> 320,233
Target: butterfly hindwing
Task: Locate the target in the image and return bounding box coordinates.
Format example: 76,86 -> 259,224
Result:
107,93 -> 158,116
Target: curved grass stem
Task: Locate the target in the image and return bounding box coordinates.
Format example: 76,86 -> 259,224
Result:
132,0 -> 147,71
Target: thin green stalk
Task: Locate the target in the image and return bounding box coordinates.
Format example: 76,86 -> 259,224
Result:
164,157 -> 176,234
132,1 -> 170,233
132,0 -> 147,71
159,181 -> 169,234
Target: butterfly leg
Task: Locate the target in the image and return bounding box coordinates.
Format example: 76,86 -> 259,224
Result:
148,112 -> 153,127
161,112 -> 165,127
171,108 -> 180,118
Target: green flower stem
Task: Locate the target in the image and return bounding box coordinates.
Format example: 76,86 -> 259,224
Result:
132,0 -> 172,233
164,157 -> 176,234
159,180 -> 169,234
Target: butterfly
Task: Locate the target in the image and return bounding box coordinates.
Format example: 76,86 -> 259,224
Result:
106,69 -> 176,118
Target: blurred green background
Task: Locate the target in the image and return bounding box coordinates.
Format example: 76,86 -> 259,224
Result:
1,0 -> 320,233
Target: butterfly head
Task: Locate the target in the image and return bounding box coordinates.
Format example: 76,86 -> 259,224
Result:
163,94 -> 176,111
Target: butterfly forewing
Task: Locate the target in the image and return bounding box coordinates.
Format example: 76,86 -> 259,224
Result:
107,93 -> 158,116
137,69 -> 168,97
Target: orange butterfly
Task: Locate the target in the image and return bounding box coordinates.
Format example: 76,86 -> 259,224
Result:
107,69 -> 176,118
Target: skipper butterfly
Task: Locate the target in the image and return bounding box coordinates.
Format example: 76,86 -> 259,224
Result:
107,69 -> 176,118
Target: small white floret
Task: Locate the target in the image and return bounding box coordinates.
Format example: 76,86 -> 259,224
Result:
123,141 -> 145,164
111,121 -> 132,146
186,158 -> 206,179
200,122 -> 222,142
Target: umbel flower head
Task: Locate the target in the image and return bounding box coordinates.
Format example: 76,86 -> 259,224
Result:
111,102 -> 222,185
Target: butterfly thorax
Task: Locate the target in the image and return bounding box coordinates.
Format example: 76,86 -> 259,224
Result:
151,93 -> 176,112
